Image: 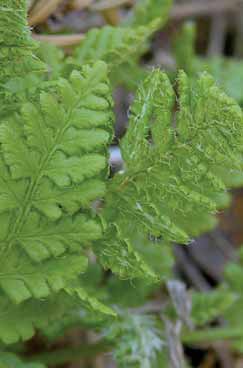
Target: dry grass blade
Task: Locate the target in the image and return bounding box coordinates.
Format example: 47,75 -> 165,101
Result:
101,8 -> 121,25
91,0 -> 133,11
33,33 -> 84,46
29,0 -> 64,26
171,0 -> 241,20
71,0 -> 94,10
198,352 -> 216,368
28,0 -> 37,9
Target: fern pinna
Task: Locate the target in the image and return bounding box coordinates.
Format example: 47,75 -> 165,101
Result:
1,0 -> 243,366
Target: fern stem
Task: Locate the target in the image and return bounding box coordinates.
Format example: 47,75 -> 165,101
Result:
26,341 -> 112,366
182,327 -> 243,344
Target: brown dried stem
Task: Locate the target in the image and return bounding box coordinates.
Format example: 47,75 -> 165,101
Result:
29,0 -> 63,26
33,33 -> 84,46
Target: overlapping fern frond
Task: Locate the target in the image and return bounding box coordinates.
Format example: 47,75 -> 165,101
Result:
71,0 -> 172,90
70,21 -> 159,84
183,249 -> 243,352
173,22 -> 243,191
127,0 -> 172,27
191,289 -> 236,327
173,22 -> 243,106
96,68 -> 243,280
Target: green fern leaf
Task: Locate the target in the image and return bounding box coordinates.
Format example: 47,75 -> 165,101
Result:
0,0 -> 45,117
70,2 -> 171,90
173,22 -> 243,105
173,22 -> 243,192
191,289 -> 236,326
71,22 -> 159,73
36,41 -> 65,80
189,252 -> 243,352
0,61 -> 113,303
97,68 -> 243,281
127,0 -> 172,27
172,22 -> 197,76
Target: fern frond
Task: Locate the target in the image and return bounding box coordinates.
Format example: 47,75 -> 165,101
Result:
191,289 -> 236,326
71,1 -> 171,89
110,61 -> 148,91
0,285 -> 115,344
71,22 -> 159,72
0,61 -> 113,303
204,58 -> 243,105
187,251 -> 243,352
173,22 -> 197,76
97,68 -> 243,280
0,353 -> 45,368
173,22 -> 243,105
36,41 -> 65,80
224,248 -> 243,291
222,251 -> 243,339
174,22 -> 243,105
173,22 -> 243,191
127,0 -> 172,27
0,0 -> 44,116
